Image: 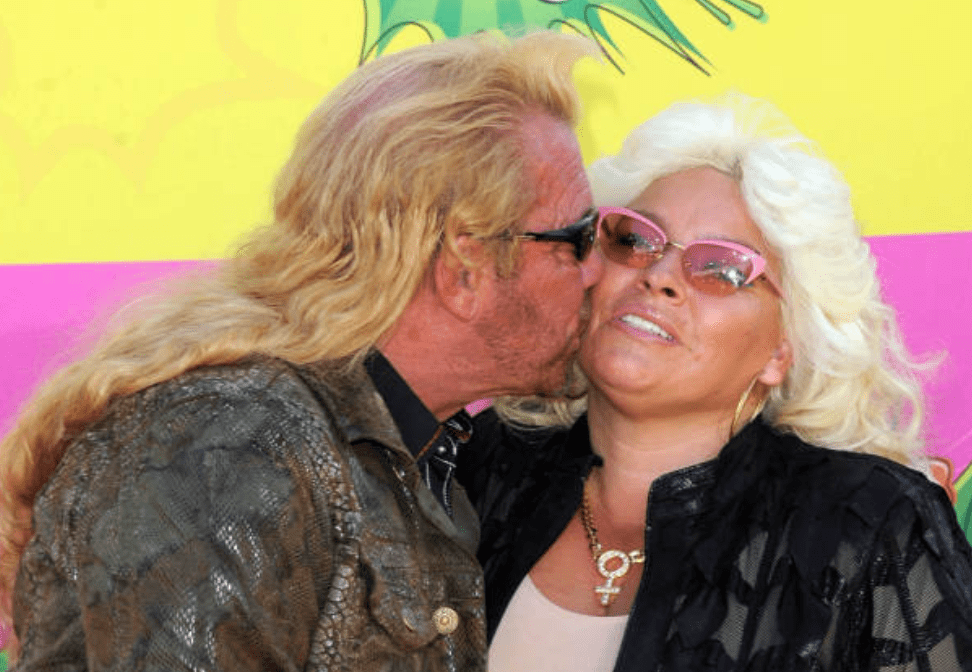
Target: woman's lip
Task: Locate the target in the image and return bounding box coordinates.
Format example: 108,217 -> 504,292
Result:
606,305 -> 680,344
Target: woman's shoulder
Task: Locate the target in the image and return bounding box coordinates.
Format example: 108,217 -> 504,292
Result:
761,427 -> 947,515
750,424 -> 970,567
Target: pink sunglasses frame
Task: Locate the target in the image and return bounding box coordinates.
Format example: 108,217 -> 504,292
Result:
596,206 -> 781,296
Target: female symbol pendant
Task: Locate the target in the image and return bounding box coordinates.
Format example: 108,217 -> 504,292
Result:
594,549 -> 644,606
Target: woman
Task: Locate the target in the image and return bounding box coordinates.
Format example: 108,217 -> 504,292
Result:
459,97 -> 972,671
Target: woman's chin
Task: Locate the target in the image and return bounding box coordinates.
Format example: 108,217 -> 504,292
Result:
585,361 -> 667,403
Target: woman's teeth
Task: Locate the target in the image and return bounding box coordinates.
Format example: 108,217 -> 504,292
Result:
620,314 -> 674,341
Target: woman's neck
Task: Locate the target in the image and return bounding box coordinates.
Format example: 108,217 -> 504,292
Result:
585,393 -> 731,529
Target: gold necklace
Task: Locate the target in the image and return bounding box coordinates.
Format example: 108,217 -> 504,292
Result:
580,479 -> 645,607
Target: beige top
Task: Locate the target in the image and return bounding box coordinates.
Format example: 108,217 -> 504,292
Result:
488,574 -> 628,672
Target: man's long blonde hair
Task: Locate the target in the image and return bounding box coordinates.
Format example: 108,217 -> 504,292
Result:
0,30 -> 597,641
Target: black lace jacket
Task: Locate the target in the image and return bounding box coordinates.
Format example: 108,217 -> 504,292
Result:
458,411 -> 972,672
14,357 -> 485,671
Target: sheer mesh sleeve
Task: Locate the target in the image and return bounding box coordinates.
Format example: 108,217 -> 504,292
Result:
855,482 -> 972,671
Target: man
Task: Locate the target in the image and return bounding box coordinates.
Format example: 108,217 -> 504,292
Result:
1,31 -> 601,670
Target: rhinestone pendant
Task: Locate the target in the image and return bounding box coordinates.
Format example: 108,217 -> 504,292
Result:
593,549 -> 644,606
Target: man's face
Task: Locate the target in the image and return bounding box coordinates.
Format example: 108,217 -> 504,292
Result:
476,113 -> 604,397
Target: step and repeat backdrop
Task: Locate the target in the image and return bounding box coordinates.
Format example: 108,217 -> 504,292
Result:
2,0 -> 971,664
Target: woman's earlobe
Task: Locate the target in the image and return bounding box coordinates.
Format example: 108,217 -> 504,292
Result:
757,338 -> 793,387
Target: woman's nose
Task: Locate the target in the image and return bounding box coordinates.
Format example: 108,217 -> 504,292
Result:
642,246 -> 685,300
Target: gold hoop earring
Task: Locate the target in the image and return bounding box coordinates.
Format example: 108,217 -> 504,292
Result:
730,377 -> 767,438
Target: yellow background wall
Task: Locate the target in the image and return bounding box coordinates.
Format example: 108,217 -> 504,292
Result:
2,0 -> 970,266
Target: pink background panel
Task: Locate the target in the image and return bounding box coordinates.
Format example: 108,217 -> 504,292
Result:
868,232 -> 972,466
1,231 -> 970,470
0,261 -> 211,435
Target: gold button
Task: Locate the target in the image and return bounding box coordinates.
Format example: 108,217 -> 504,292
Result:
433,606 -> 459,635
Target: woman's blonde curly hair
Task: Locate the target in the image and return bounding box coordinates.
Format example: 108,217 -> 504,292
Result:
497,94 -> 932,470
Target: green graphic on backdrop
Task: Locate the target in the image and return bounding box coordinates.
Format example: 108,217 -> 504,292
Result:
956,467 -> 972,544
361,0 -> 766,73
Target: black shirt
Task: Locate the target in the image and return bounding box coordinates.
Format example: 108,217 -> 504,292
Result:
365,351 -> 471,517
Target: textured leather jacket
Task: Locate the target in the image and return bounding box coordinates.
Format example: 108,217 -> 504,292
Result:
14,357 -> 486,671
459,411 -> 972,672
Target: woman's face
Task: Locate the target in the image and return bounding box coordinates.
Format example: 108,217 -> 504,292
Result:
580,166 -> 792,418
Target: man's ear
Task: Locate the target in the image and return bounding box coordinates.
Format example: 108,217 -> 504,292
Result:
432,235 -> 490,321
757,338 -> 793,388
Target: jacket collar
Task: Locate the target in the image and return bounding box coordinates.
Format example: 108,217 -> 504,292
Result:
295,355 -> 412,460
574,414 -> 773,524
294,355 -> 481,554
363,350 -> 440,460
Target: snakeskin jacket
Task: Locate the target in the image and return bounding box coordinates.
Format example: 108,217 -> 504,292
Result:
459,411 -> 972,672
13,357 -> 486,671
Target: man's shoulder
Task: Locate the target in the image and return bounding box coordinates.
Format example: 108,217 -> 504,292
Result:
41,358 -> 371,516
139,355 -> 330,413
93,355 -> 388,448
97,357 -> 333,450
21,359 -> 349,655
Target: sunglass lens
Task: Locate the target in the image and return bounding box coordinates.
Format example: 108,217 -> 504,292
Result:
682,244 -> 755,296
600,213 -> 665,267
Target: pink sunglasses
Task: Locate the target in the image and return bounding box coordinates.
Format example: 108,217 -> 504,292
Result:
597,207 -> 781,297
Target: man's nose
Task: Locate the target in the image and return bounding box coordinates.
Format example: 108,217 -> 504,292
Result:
580,243 -> 605,288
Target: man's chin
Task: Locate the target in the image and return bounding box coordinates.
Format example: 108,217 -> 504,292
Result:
535,356 -> 587,400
